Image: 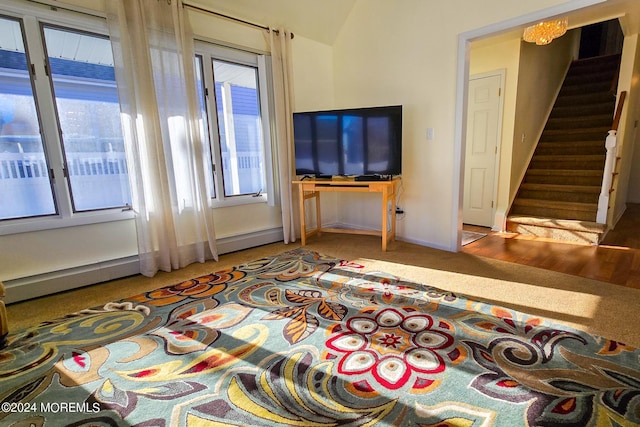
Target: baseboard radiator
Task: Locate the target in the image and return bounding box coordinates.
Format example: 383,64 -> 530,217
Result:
4,227 -> 284,304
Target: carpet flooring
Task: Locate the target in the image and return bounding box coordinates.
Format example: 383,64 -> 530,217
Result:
2,247 -> 639,426
7,234 -> 640,350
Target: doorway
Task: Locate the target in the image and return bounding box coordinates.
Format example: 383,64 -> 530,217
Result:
463,71 -> 504,228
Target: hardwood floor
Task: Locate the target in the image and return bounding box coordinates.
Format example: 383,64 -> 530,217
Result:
462,203 -> 640,289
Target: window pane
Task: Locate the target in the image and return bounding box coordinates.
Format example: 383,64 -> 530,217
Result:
195,55 -> 215,198
43,26 -> 130,212
212,60 -> 265,197
0,16 -> 57,220
343,115 -> 364,175
316,115 -> 340,176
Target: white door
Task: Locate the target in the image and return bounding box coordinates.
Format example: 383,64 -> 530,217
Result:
463,73 -> 503,227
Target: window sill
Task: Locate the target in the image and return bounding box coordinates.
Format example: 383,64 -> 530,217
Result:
211,193 -> 269,208
0,193 -> 272,236
0,209 -> 136,236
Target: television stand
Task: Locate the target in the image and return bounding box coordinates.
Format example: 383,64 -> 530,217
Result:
293,177 -> 400,251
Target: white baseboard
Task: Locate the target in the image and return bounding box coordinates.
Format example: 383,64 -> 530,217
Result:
4,256 -> 140,304
397,235 -> 453,252
4,227 -> 284,304
216,227 -> 284,255
328,221 -> 453,252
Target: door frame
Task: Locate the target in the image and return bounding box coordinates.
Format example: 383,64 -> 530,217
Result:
452,0 -> 603,251
463,69 -> 506,229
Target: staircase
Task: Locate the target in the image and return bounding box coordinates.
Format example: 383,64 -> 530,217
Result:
507,54 -> 621,244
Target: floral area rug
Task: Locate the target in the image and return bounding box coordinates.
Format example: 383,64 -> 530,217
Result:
1,248 -> 639,426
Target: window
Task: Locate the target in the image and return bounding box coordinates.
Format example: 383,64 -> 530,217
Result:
0,15 -> 56,220
42,25 -> 130,212
0,8 -> 131,228
195,43 -> 273,205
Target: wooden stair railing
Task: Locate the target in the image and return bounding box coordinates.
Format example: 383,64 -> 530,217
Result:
611,90 -> 626,131
596,90 -> 626,224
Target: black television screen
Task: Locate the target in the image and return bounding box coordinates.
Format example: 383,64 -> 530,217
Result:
293,105 -> 402,178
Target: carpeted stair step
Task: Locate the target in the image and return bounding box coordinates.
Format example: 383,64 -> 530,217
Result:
535,141 -> 605,156
518,183 -> 600,204
540,127 -> 610,142
546,114 -> 613,130
511,199 -> 597,222
559,80 -> 613,96
529,154 -> 605,170
554,92 -> 616,108
507,53 -> 619,244
568,53 -> 621,72
563,69 -> 619,86
506,215 -> 606,244
523,169 -> 603,186
550,101 -> 616,119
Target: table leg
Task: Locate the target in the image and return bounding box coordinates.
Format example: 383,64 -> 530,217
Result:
382,188 -> 389,251
390,182 -> 397,242
315,192 -> 322,236
299,188 -> 307,246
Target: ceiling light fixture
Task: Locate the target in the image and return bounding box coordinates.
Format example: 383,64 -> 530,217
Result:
523,17 -> 569,45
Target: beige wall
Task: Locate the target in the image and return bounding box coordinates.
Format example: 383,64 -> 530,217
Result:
626,35 -> 640,203
291,36 -> 340,231
292,37 -> 335,112
510,29 -> 580,200
469,37 -> 521,230
0,0 -> 615,285
463,28 -> 578,231
0,3 -> 334,282
1,221 -> 138,281
611,34 -> 640,212
330,0 -> 576,248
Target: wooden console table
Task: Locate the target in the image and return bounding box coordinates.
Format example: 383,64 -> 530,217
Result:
293,178 -> 400,251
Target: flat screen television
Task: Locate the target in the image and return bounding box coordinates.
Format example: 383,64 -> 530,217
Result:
293,105 -> 402,179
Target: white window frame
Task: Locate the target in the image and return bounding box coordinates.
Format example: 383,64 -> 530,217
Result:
194,41 -> 275,208
0,2 -> 134,236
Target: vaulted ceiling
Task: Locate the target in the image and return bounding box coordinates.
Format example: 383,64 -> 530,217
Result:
187,0 -> 356,46
190,0 -> 640,45
3,1 -> 639,68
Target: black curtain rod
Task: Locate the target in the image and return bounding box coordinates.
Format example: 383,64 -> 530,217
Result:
183,2 -> 293,39
24,1 -> 293,39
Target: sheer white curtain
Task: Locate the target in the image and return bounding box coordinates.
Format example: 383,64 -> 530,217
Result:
106,0 -> 217,277
267,28 -> 297,244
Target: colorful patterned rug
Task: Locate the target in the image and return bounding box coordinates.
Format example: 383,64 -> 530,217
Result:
1,248 -> 639,426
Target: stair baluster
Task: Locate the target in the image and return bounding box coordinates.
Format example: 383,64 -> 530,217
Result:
597,130 -> 618,223
596,90 -> 626,224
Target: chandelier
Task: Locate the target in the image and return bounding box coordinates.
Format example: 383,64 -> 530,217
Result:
523,17 -> 569,45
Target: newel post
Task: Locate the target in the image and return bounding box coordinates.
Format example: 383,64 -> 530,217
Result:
596,130 -> 617,224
